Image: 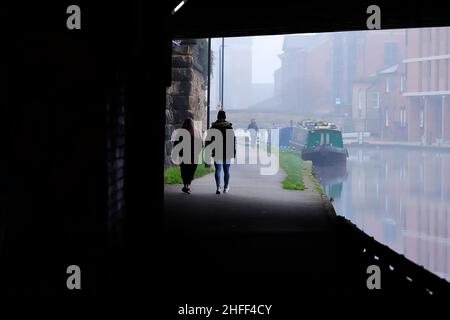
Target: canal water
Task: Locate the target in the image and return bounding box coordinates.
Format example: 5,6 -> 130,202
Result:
313,146 -> 450,281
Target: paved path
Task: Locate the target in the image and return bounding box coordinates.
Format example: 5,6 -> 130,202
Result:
163,145 -> 338,299
165,145 -> 333,232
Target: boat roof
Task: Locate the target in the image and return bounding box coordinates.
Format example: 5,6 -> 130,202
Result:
310,127 -> 341,132
299,120 -> 339,130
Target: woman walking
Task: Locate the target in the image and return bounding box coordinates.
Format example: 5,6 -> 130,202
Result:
208,110 -> 236,194
176,118 -> 202,194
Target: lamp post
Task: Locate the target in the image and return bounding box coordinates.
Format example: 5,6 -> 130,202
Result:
219,37 -> 225,109
207,38 -> 211,129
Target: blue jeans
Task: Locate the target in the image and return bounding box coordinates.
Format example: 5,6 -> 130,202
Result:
214,160 -> 231,189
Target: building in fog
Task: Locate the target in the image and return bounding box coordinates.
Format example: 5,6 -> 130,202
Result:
330,32 -> 361,118
268,27 -> 450,143
351,30 -> 406,139
351,27 -> 450,143
221,37 -> 253,109
275,32 -> 383,119
275,33 -> 332,115
249,82 -> 274,109
210,37 -> 253,110
352,63 -> 408,140
403,27 -> 450,144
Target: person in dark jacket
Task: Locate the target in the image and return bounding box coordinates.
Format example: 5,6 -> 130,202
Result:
247,118 -> 259,131
207,110 -> 236,194
247,118 -> 259,148
174,118 -> 202,194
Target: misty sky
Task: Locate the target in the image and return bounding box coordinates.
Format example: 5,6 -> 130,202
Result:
252,35 -> 284,83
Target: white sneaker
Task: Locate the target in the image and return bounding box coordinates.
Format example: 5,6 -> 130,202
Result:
223,186 -> 230,193
216,187 -> 221,194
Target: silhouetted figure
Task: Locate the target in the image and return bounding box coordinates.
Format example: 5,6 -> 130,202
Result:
175,118 -> 202,194
208,110 -> 236,194
247,118 -> 259,148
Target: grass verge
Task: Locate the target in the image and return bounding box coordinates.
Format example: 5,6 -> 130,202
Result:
279,150 -> 306,190
164,164 -> 214,184
279,149 -> 325,195
301,159 -> 326,196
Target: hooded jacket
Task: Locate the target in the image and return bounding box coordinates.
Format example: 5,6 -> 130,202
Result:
206,119 -> 236,161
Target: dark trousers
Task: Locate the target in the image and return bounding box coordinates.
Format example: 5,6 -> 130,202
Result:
180,163 -> 198,185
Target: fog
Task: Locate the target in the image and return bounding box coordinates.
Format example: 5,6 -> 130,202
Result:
251,35 -> 284,83
206,27 -> 450,281
209,28 -> 449,131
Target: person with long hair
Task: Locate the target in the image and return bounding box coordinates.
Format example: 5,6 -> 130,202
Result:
176,118 -> 202,194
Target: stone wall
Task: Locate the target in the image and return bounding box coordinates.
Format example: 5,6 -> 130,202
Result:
165,41 -> 207,167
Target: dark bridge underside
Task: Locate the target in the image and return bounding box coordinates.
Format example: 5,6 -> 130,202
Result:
169,0 -> 450,39
164,198 -> 450,301
165,0 -> 450,300
2,1 -> 450,301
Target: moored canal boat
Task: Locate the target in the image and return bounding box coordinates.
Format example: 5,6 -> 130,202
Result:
290,120 -> 348,166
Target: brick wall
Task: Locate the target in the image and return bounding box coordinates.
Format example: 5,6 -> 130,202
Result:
107,77 -> 126,248
165,42 -> 207,167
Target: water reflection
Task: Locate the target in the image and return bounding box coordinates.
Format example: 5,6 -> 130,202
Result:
314,146 -> 450,281
313,165 -> 347,200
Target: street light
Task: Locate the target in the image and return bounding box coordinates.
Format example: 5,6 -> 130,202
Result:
207,38 -> 211,129
219,38 -> 225,109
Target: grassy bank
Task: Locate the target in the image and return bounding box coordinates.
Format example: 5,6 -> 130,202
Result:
164,164 -> 214,184
301,159 -> 326,196
279,150 -> 306,190
279,149 -> 325,195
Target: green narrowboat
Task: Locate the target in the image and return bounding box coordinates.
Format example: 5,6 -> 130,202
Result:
290,121 -> 348,166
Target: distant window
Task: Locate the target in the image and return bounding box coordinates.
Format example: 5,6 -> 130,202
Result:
358,91 -> 365,119
400,107 -> 407,127
428,29 -> 432,55
436,29 -> 440,55
447,28 -> 450,54
358,91 -> 364,110
405,30 -> 408,48
384,42 -> 399,66
367,92 -> 380,108
400,76 -> 405,92
436,60 -> 440,90
386,78 -> 391,93
419,109 -> 424,128
427,61 -> 432,91
385,109 -> 389,127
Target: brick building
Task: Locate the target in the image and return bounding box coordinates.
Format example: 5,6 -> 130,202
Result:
351,30 -> 406,139
275,32 -> 367,118
271,27 -> 450,142
220,37 -> 253,109
275,33 -> 332,115
276,30 -> 408,133
403,27 -> 450,144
